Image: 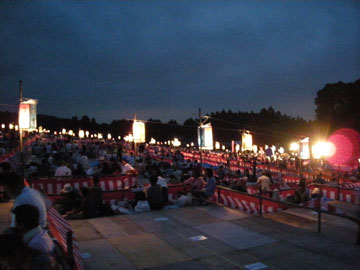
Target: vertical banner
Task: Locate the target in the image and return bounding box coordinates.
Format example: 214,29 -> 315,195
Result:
19,99 -> 37,130
299,137 -> 310,159
133,120 -> 145,143
198,123 -> 213,150
241,131 -> 253,151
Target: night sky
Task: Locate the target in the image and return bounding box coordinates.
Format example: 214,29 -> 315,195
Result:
1,1 -> 359,124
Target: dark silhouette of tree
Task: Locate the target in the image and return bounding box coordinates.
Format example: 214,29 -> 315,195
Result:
315,79 -> 360,131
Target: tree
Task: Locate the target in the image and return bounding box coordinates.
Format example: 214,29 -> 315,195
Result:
315,79 -> 360,131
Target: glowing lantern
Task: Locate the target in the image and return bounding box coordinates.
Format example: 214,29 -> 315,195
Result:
107,133 -> 112,140
85,131 -> 89,137
118,136 -> 121,140
252,145 -> 258,153
54,131 -> 57,135
133,120 -> 145,143
191,142 -> 194,147
1,124 -> 5,129
198,123 -> 214,150
215,142 -> 220,150
241,131 -> 253,151
173,138 -> 181,147
222,145 -> 226,151
79,130 -> 85,139
98,133 -> 103,139
19,99 -> 37,130
68,130 -> 74,136
290,142 -> 299,152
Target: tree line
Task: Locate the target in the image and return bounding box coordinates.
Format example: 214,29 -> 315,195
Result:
1,78 -> 359,147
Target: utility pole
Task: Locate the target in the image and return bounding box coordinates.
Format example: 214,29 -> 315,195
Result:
199,107 -> 203,172
19,80 -> 25,181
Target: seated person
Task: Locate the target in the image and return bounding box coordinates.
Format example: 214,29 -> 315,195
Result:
65,187 -> 97,219
183,170 -> 206,193
156,172 -> 169,204
121,159 -> 136,174
146,175 -> 163,210
0,233 -> 57,270
89,175 -> 103,214
0,172 -> 47,229
311,185 -> 323,198
294,180 -> 310,204
57,183 -> 81,215
191,168 -> 216,205
13,204 -> 55,255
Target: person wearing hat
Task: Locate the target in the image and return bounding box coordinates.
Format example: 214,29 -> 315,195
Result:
57,183 -> 81,215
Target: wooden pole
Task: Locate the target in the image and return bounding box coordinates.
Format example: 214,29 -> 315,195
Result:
19,80 -> 25,181
199,108 -> 203,172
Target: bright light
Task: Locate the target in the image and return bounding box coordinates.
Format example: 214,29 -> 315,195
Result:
98,133 -> 103,139
90,134 -> 94,138
242,131 -> 253,151
68,130 -> 74,136
9,123 -> 14,129
79,130 -> 85,139
15,125 -> 19,131
62,128 -> 66,134
198,123 -> 214,150
235,144 -> 240,152
299,137 -> 310,159
278,147 -> 284,154
54,131 -> 57,135
118,136 -> 121,140
271,145 -> 276,153
85,131 -> 89,137
215,141 -> 220,150
173,138 -> 181,147
107,133 -> 112,140
222,145 -> 225,151
312,141 -> 336,159
149,138 -> 156,144
191,142 -> 194,147
124,134 -> 133,142
133,121 -> 145,143
252,145 -> 258,153
290,142 -> 299,151
1,124 -> 5,129
186,144 -> 190,147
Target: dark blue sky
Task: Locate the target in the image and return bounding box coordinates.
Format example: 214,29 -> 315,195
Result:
1,1 -> 359,123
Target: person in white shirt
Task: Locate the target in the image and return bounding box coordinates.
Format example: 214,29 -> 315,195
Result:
0,173 -> 47,229
121,159 -> 136,174
14,204 -> 55,254
256,171 -> 272,192
54,161 -> 72,177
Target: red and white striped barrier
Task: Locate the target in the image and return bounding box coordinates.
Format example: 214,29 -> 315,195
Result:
32,175 -> 138,195
47,208 -> 84,270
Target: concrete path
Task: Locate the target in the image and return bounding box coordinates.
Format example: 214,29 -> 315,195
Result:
1,202 -> 359,269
